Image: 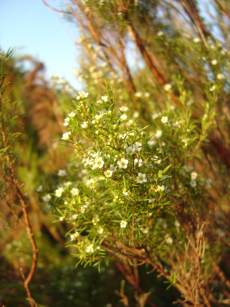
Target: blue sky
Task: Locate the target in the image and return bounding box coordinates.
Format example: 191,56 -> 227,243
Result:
0,0 -> 80,87
0,0 -> 217,89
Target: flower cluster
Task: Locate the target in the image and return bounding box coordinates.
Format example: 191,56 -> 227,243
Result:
50,92 -> 203,264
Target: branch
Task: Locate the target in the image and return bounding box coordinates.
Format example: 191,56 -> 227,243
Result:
128,23 -> 167,86
214,0 -> 230,19
118,38 -> 137,94
179,0 -> 210,46
42,0 -> 69,15
1,129 -> 38,307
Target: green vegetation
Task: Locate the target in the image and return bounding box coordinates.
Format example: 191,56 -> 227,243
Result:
1,1 -> 230,306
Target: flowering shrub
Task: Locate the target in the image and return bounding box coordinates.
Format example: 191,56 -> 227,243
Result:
48,90 -> 211,267
2,0 -> 230,305
38,2 -> 230,304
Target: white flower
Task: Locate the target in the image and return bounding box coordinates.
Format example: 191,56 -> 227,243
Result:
155,185 -> 165,192
63,117 -> 70,127
120,114 -> 128,121
68,111 -> 76,118
152,112 -> 159,120
193,37 -> 200,43
126,145 -> 133,154
141,227 -> 149,234
134,142 -> 142,151
64,181 -> 72,187
42,194 -> 51,202
120,220 -> 127,229
61,131 -> 71,140
126,142 -> 142,154
117,158 -> 129,169
190,180 -> 197,187
175,220 -> 180,228
164,83 -> 172,91
210,85 -> 216,92
58,169 -> 67,177
120,106 -> 128,112
157,31 -> 164,37
161,116 -> 168,124
92,215 -> 99,225
101,95 -> 109,102
59,216 -> 65,221
134,158 -> 143,167
85,178 -> 95,187
70,232 -> 79,241
85,243 -> 94,253
118,133 -> 127,140
144,92 -> 150,98
55,187 -> 64,198
71,214 -> 78,220
81,121 -> 88,128
76,91 -> 89,100
127,119 -> 134,126
92,156 -> 104,169
80,204 -> 88,213
211,59 -> 218,66
217,73 -> 224,80
36,185 -> 43,192
104,169 -> 113,178
136,172 -> 147,183
135,92 -> 142,98
155,130 -> 162,138
71,187 -> 80,196
191,171 -> 198,180
165,235 -> 173,245
148,139 -> 156,147
133,111 -> 139,118
95,112 -> 104,121
97,226 -> 104,234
